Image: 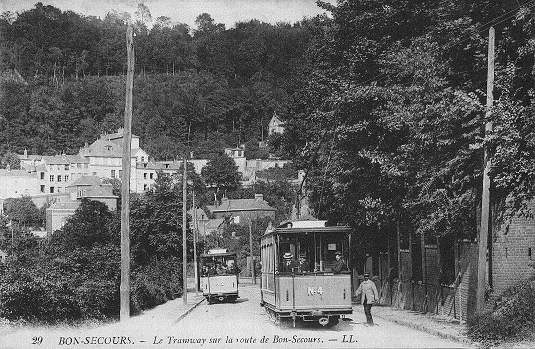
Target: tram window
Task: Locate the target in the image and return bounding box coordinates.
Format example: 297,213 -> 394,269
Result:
277,232 -> 347,274
201,255 -> 238,276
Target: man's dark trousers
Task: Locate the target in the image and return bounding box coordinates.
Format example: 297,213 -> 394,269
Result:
363,296 -> 373,324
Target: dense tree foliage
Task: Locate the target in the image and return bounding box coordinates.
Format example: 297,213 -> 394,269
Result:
279,0 -> 535,255
3,196 -> 41,228
0,175 -> 189,321
0,3 -> 316,160
201,153 -> 241,194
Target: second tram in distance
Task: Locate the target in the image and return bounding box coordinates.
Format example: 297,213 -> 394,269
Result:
260,220 -> 352,327
200,249 -> 239,303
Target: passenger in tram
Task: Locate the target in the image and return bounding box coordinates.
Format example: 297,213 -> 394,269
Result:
227,259 -> 238,273
298,255 -> 310,273
216,262 -> 228,275
332,251 -> 348,274
281,252 -> 298,273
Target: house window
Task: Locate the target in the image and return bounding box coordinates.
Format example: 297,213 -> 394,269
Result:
64,164 -> 69,171
77,163 -> 81,169
141,156 -> 145,162
92,172 -> 97,176
40,172 -> 45,180
165,164 -> 169,169
119,170 -> 122,177
57,175 -> 62,182
50,175 -> 54,182
64,175 -> 68,181
144,173 -> 147,179
143,184 -> 148,191
40,185 -> 45,193
57,187 -> 62,193
50,186 -> 55,193
111,170 -> 116,178
150,173 -> 154,179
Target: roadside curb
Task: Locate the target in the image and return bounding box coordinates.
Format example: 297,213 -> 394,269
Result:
175,296 -> 205,323
371,311 -> 473,346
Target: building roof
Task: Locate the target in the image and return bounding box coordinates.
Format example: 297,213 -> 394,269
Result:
80,138 -> 129,158
68,175 -> 102,187
105,128 -> 139,140
205,218 -> 225,230
18,154 -> 42,161
269,112 -> 283,126
41,154 -> 89,165
48,201 -> 81,210
0,169 -> 34,177
206,196 -> 276,213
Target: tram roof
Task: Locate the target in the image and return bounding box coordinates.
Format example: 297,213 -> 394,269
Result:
263,220 -> 351,237
200,252 -> 237,258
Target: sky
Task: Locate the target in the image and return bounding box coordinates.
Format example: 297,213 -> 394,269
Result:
0,0 -> 333,28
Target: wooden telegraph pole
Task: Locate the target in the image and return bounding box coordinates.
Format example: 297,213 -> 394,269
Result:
477,27 -> 495,312
249,220 -> 255,284
120,22 -> 134,321
193,189 -> 199,293
182,157 -> 188,304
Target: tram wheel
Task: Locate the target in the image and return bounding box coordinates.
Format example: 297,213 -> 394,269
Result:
326,316 -> 339,327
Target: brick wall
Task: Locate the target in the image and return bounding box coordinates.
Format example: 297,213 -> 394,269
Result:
492,202 -> 535,294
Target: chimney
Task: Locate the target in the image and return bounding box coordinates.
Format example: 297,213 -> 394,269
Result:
190,151 -> 194,159
24,149 -> 28,158
255,194 -> 263,201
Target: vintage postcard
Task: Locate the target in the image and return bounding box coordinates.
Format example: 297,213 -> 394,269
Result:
1,0 -> 534,348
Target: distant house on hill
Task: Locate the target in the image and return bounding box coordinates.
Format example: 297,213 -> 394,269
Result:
0,69 -> 27,85
268,112 -> 284,136
0,249 -> 7,264
206,194 -> 276,222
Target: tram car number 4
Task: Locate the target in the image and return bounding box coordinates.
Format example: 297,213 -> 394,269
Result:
307,286 -> 324,296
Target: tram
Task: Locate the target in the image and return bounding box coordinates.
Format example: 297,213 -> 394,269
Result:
200,249 -> 239,303
260,220 -> 352,327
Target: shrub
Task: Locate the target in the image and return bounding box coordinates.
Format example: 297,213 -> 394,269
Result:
131,257 -> 182,312
467,278 -> 535,343
0,244 -> 120,322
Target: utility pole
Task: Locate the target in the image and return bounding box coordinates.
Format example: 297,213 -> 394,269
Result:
477,26 -> 495,312
396,219 -> 401,279
249,219 -> 256,284
182,157 -> 188,304
193,189 -> 199,293
120,22 -> 134,322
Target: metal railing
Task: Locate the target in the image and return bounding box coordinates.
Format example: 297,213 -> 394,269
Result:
374,278 -> 461,320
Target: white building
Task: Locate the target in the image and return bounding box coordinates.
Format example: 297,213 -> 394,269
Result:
268,112 -> 285,136
0,168 -> 41,213
13,127 -> 293,201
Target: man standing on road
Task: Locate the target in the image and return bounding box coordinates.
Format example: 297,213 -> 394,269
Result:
355,273 -> 379,325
